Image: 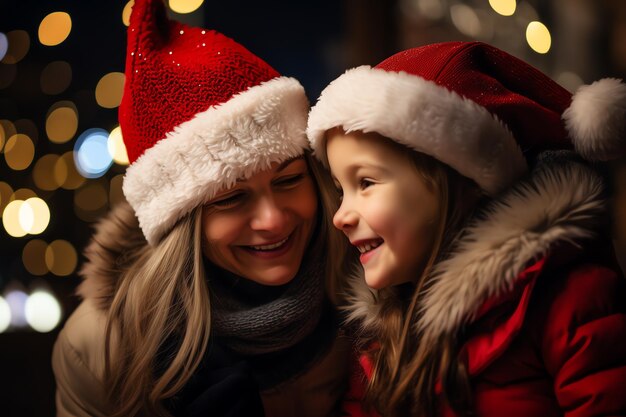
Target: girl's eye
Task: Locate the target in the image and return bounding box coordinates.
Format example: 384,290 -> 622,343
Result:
210,193 -> 245,209
359,178 -> 374,190
274,173 -> 305,187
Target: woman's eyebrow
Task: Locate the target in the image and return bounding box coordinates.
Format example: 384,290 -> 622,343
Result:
276,156 -> 301,172
234,157 -> 301,182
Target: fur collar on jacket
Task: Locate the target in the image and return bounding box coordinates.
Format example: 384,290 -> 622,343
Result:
343,158 -> 607,344
76,200 -> 146,311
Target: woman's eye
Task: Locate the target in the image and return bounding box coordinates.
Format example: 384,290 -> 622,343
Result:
274,173 -> 305,187
210,193 -> 245,208
359,178 -> 374,190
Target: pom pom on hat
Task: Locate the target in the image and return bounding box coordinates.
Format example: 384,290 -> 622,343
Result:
563,78 -> 626,161
120,0 -> 309,245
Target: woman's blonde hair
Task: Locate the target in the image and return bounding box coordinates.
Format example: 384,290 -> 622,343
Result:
352,144 -> 481,417
99,152 -> 349,416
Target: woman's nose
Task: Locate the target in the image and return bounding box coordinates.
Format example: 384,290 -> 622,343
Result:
332,200 -> 357,231
249,195 -> 287,232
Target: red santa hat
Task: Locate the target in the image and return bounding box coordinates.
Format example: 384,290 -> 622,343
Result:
120,0 -> 309,245
307,41 -> 626,195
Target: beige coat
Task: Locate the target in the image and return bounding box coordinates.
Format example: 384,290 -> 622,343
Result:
52,202 -> 350,417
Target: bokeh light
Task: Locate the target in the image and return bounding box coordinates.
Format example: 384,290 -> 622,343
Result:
110,174 -> 126,207
0,122 -> 5,152
3,200 -> 27,238
15,119 -> 39,144
75,180 -> 109,222
411,0 -> 445,20
41,61 -> 72,95
1,30 -> 30,64
450,5 -> 481,38
95,72 -> 125,108
5,289 -> 28,328
489,0 -> 516,16
45,240 -> 77,276
169,0 -> 204,14
108,126 -> 129,165
23,239 -> 49,276
46,102 -> 78,144
0,119 -> 17,151
22,197 -> 50,235
56,151 -> 86,190
74,128 -> 114,178
33,154 -> 62,191
25,290 -> 62,332
0,296 -> 10,333
0,181 -> 14,214
526,21 -> 551,54
4,134 -> 35,170
11,188 -> 37,201
0,32 -> 7,61
556,71 -> 584,93
122,1 -> 135,26
39,12 -> 72,46
0,61 -> 17,89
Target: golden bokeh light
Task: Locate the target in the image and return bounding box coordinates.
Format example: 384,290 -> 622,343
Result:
46,104 -> 78,144
488,0 -> 516,16
95,72 -> 125,109
22,239 -> 49,276
56,151 -> 85,190
39,12 -> 72,47
0,61 -> 17,89
33,154 -> 61,191
122,1 -> 135,26
0,182 -> 14,214
15,119 -> 39,144
75,180 -> 109,222
22,197 -> 50,235
2,200 -> 27,238
109,175 -> 126,207
526,21 -> 551,54
45,240 -> 78,276
75,181 -> 108,211
450,5 -> 482,39
11,188 -> 37,201
169,0 -> 204,14
41,61 -> 72,95
108,126 -> 129,165
4,134 -> 35,171
0,120 -> 17,152
1,30 -> 30,64
0,123 -> 4,152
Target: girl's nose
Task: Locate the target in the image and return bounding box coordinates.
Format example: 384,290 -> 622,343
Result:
333,200 -> 358,231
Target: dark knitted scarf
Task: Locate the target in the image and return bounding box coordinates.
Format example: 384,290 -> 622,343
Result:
209,252 -> 326,356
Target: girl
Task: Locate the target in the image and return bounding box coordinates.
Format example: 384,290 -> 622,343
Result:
307,41 -> 626,417
52,1 -> 350,416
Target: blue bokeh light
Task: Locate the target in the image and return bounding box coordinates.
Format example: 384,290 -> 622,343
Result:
74,128 -> 113,178
0,33 -> 7,62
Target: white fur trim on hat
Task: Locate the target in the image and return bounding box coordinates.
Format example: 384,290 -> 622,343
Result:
123,76 -> 309,245
563,78 -> 626,161
307,66 -> 528,195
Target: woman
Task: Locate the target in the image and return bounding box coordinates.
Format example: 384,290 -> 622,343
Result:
52,1 -> 351,416
307,41 -> 626,416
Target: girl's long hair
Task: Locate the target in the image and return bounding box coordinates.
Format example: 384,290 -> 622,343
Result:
361,147 -> 482,417
98,152 -> 348,416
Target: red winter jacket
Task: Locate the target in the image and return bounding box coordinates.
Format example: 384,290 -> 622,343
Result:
342,162 -> 626,417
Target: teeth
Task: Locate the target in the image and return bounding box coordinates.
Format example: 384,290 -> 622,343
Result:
357,240 -> 382,253
250,237 -> 288,251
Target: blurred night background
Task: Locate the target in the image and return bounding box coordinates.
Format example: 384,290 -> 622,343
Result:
1,0 -> 625,415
